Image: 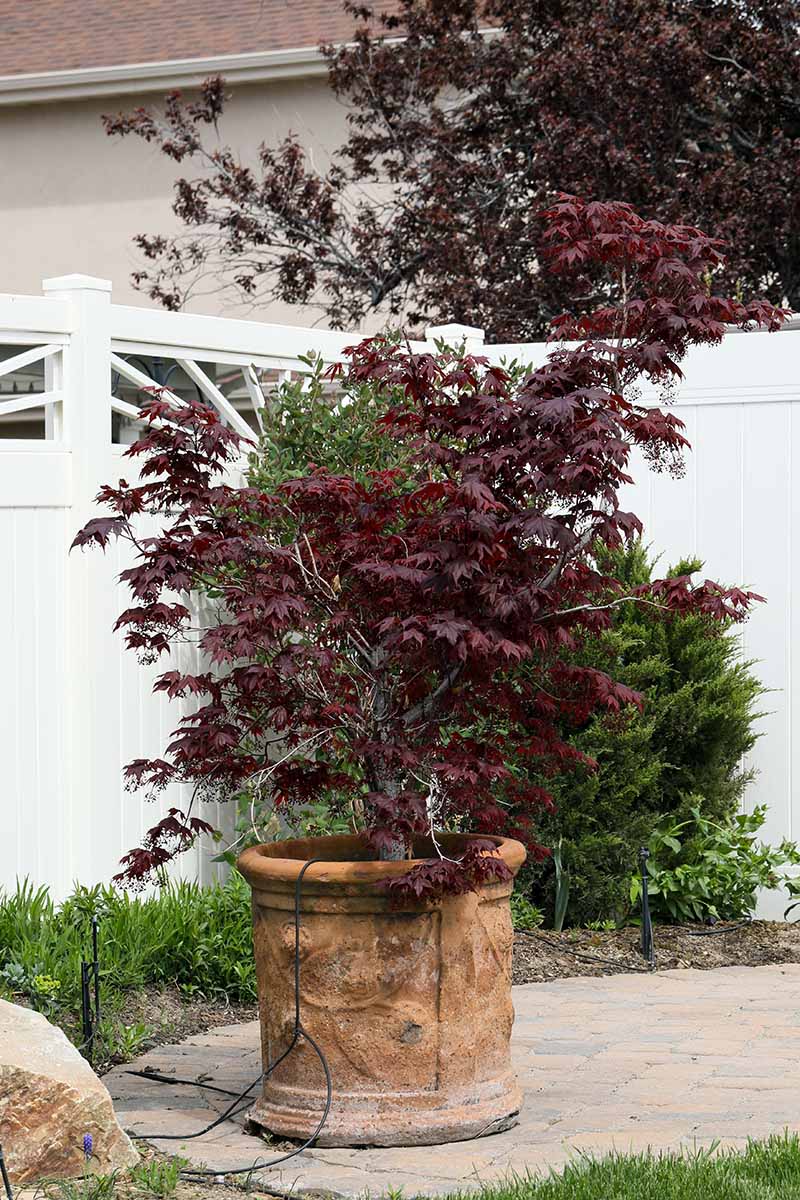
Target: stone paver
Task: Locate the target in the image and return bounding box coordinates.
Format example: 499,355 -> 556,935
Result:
107,964 -> 800,1196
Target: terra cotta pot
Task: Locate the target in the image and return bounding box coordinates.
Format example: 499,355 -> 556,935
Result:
237,832 -> 526,1147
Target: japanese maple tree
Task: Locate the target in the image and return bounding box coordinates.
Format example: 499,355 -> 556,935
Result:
74,197 -> 782,894
103,1 -> 800,339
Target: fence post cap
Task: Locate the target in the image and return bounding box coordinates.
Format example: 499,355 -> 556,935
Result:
42,274 -> 113,294
425,322 -> 485,344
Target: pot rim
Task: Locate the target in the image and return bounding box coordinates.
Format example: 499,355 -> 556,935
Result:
237,831 -> 526,889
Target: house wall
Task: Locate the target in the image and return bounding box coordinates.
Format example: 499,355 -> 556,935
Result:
0,76 -> 349,324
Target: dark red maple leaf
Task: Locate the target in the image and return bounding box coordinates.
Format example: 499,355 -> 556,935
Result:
75,196 -> 783,892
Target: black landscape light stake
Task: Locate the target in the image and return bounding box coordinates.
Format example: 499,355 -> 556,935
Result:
91,915 -> 101,1028
80,961 -> 93,1063
639,847 -> 655,967
0,1142 -> 14,1200
79,914 -> 101,1064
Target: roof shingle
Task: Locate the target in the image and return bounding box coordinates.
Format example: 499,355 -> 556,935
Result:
0,1 -> 370,77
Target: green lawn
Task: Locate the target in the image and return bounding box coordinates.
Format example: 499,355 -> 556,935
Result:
437,1136 -> 800,1199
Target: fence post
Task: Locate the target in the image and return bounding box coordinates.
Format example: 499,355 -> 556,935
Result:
42,275 -> 113,887
42,275 -> 113,520
425,323 -> 486,353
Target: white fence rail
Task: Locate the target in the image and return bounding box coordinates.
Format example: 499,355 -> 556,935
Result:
1,276 -> 798,913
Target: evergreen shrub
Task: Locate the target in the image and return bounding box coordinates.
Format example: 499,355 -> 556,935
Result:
521,542 -> 764,925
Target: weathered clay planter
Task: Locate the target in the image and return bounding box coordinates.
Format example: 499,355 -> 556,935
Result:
237,832 -> 526,1147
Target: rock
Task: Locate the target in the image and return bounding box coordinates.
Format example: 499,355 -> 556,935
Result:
0,1000 -> 138,1184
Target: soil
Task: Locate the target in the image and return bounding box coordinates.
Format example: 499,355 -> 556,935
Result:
82,987 -> 258,1074
89,926 -> 800,1068
512,919 -> 800,984
114,986 -> 258,1054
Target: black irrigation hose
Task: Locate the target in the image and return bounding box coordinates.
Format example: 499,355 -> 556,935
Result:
129,1069 -> 262,1142
0,1144 -> 14,1200
684,916 -> 754,937
520,931 -> 654,974
557,947 -> 653,974
125,1069 -> 246,1100
127,858 -> 333,1178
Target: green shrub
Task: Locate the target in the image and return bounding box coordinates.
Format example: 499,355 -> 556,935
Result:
521,542 -> 764,926
631,803 -> 800,923
247,353 -> 406,491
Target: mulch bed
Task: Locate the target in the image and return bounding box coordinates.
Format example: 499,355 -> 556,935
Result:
115,986 -> 258,1045
512,920 -> 800,984
90,987 -> 258,1073
75,925 -> 800,1071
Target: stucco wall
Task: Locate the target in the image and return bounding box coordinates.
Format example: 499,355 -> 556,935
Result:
0,75 -> 350,324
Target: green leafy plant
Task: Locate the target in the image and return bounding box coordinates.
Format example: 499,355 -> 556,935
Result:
0,960 -> 32,994
630,803 -> 800,923
129,1157 -> 187,1198
0,874 -> 257,1007
783,882 -> 800,920
551,840 -> 571,933
0,959 -> 62,1016
44,1172 -> 119,1200
248,353 -> 409,492
510,893 -> 544,931
98,1020 -> 154,1062
290,802 -> 354,839
31,972 -> 62,1016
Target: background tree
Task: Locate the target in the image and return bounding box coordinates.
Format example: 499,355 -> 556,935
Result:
105,0 -> 800,338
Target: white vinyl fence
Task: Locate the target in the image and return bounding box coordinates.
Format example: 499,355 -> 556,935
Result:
1,276 -> 798,913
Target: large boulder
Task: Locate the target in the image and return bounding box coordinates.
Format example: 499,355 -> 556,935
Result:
0,999 -> 138,1183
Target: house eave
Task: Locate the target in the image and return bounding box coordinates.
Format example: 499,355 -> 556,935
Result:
0,46 -> 327,106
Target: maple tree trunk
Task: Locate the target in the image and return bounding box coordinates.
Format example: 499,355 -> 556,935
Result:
366,753 -> 406,861
378,780 -> 406,862
366,675 -> 407,861
380,843 -> 406,862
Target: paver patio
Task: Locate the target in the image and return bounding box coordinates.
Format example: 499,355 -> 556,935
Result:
107,963 -> 800,1196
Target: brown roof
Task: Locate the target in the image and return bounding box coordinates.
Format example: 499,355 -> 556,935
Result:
0,1 -> 373,77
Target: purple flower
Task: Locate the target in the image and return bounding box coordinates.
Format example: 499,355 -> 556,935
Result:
83,1133 -> 93,1160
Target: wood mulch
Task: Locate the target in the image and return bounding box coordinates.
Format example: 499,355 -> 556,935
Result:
115,986 -> 257,1048
68,923 -> 800,1073
512,919 -> 800,984
84,987 -> 258,1073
